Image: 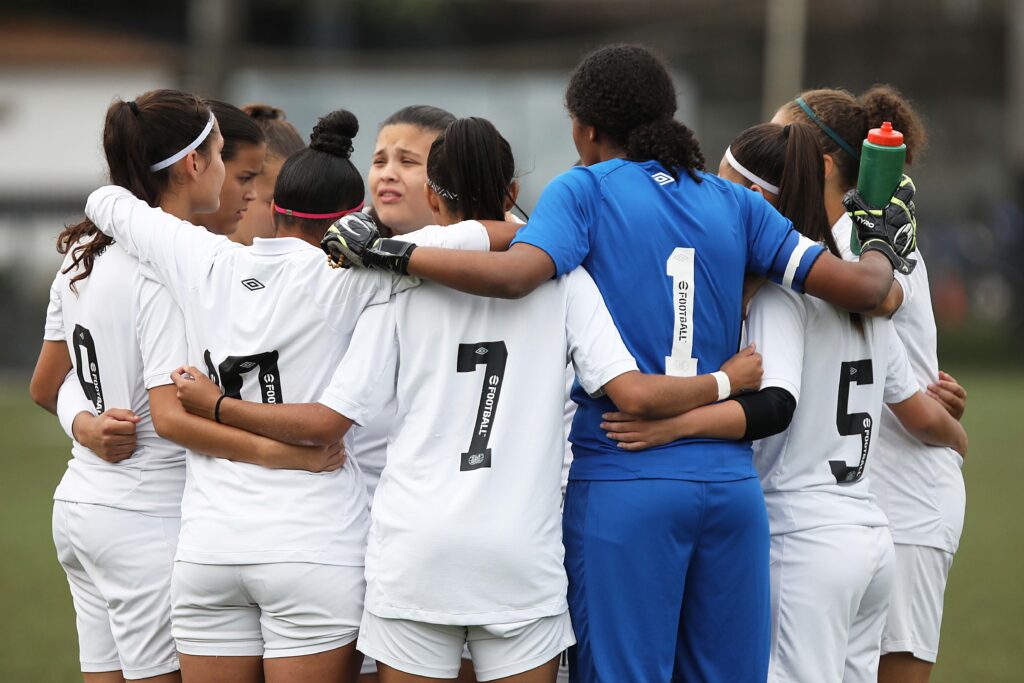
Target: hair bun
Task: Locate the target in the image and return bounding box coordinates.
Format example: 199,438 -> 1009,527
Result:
310,109 -> 358,159
242,103 -> 286,121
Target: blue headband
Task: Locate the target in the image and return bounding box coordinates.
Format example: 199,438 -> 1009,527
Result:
795,97 -> 860,161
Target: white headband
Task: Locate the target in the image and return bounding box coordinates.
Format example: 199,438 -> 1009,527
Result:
149,112 -> 217,172
724,147 -> 780,195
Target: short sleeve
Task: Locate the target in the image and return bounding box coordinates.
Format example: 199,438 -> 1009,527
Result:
741,189 -> 824,292
401,220 -> 489,250
884,323 -> 918,405
319,301 -> 399,425
136,273 -> 188,390
745,284 -> 807,403
56,371 -> 95,440
43,273 -> 65,341
510,168 -> 600,277
563,268 -> 639,395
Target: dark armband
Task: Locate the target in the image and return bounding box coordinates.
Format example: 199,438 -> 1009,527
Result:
732,386 -> 797,440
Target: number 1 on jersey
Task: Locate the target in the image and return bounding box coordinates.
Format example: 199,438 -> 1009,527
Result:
456,341 -> 508,472
666,248 -> 698,377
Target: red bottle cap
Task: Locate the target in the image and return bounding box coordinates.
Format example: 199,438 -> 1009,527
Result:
867,121 -> 904,146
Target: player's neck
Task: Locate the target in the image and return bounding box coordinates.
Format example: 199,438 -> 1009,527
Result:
824,184 -> 848,228
274,224 -> 320,248
159,191 -> 195,222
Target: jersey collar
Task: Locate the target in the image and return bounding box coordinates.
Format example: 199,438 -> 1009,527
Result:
250,236 -> 317,255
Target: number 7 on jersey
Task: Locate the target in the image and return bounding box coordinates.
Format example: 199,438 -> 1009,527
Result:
456,341 -> 508,472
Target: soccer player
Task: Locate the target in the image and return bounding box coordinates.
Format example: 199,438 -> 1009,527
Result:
82,108 -> 402,683
232,103 -> 306,245
28,90 -> 335,683
776,86 -> 968,683
176,115 -> 764,683
192,100 -> 267,237
320,45 -> 917,682
605,121 -> 967,682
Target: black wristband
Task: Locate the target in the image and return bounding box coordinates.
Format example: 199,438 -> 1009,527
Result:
214,394 -> 227,424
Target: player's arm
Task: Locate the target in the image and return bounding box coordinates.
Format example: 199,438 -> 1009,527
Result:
170,369 -> 351,447
321,172 -> 591,299
602,387 -> 797,449
85,185 -> 228,298
170,301 -> 397,448
406,243 -> 553,299
148,385 -> 342,471
600,345 -> 763,419
29,340 -> 72,414
887,391 -> 968,458
801,250 -> 894,312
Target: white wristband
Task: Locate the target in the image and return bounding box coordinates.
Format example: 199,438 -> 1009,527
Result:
711,371 -> 731,402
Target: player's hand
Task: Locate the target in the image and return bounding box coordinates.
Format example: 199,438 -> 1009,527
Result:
720,344 -> 763,394
600,412 -> 681,450
73,409 -> 141,463
928,370 -> 967,421
322,213 -> 417,275
843,174 -> 918,275
321,212 -> 380,268
170,366 -> 222,421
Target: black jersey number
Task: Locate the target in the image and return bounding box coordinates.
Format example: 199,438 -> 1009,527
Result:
831,359 -> 874,484
204,349 -> 283,404
456,341 -> 508,471
72,324 -> 105,413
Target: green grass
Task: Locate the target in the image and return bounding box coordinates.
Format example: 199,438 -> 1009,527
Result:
1,370 -> 1021,682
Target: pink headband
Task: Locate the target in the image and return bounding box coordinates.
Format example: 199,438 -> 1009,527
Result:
272,199 -> 365,220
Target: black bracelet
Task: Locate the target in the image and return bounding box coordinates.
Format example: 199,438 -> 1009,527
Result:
214,394 -> 227,424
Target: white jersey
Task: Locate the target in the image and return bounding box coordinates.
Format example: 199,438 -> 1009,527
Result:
748,280 -> 917,536
44,239 -> 186,517
875,252 -> 966,553
321,267 -> 637,625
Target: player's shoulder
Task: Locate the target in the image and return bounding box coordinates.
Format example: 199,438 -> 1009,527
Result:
750,281 -> 807,317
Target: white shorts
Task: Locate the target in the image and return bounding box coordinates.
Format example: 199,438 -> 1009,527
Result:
768,525 -> 894,683
881,543 -> 955,663
357,610 -> 575,681
52,501 -> 180,679
457,645 -> 570,681
172,561 -> 363,658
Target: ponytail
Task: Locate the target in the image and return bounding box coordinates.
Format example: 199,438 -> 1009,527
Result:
729,122 -> 836,256
623,118 -> 706,183
426,117 -> 516,222
58,90 -> 212,292
784,84 -> 927,188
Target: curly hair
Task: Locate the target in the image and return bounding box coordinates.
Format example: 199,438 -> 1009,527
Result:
565,44 -> 705,181
780,85 -> 928,189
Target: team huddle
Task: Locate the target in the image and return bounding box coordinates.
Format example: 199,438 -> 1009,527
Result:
30,44 -> 969,683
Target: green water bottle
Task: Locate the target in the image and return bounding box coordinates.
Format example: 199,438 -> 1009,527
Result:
850,121 -> 906,254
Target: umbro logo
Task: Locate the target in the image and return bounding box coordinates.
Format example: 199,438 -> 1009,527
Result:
241,278 -> 265,291
475,347 -> 488,356
651,172 -> 675,186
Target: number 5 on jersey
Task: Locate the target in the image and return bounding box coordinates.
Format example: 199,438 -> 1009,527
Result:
456,342 -> 507,472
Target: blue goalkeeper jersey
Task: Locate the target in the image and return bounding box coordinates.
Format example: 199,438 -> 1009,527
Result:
512,159 -> 824,481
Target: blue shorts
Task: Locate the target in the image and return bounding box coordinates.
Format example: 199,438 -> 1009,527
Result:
563,477 -> 770,683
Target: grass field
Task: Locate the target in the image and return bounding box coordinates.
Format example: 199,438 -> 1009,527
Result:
1,369 -> 1022,682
